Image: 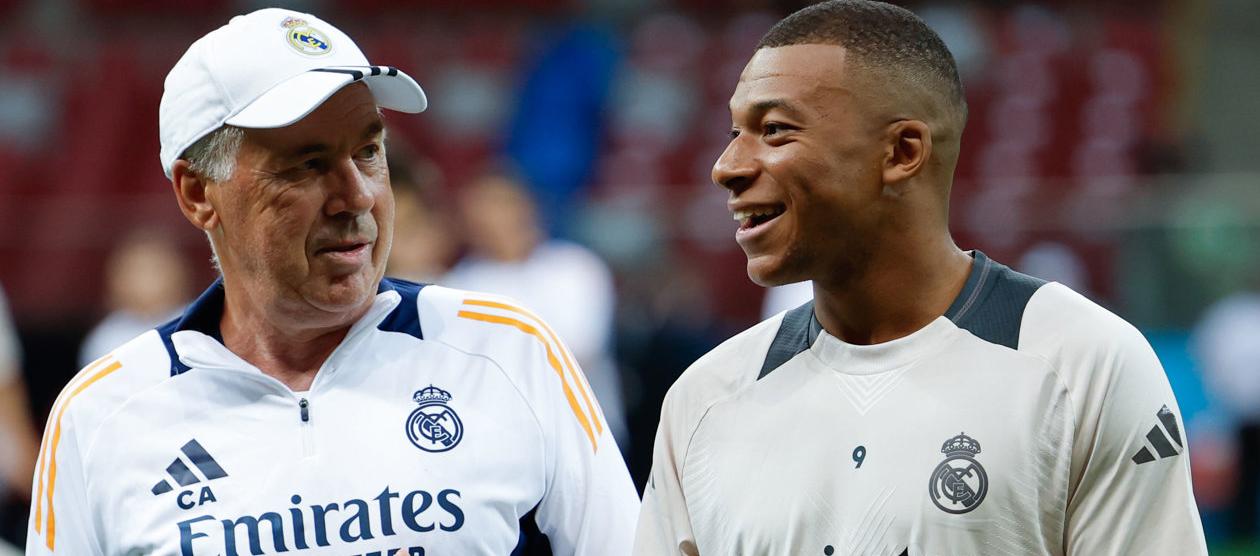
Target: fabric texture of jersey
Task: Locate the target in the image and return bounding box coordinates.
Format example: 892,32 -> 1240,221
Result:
27,278 -> 639,555
635,251 -> 1207,556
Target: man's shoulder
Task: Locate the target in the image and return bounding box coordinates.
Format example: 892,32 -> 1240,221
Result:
1018,281 -> 1170,426
50,330 -> 175,439
415,283 -> 609,441
534,241 -> 614,285
949,252 -> 1147,360
1020,281 -> 1152,362
416,284 -> 570,373
663,312 -> 789,419
535,240 -> 608,268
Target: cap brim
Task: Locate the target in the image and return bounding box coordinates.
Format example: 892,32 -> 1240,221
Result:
226,66 -> 427,129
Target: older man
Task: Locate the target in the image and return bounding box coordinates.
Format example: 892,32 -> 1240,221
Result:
27,9 -> 637,555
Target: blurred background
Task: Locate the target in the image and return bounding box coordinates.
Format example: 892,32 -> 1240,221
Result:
0,0 -> 1257,552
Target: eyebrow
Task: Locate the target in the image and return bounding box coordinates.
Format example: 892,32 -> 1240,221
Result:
746,98 -> 808,120
287,119 -> 386,158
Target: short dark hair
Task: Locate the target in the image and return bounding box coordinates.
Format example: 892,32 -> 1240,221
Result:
758,0 -> 966,120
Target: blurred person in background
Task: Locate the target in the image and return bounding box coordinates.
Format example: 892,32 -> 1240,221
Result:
615,258 -> 729,489
636,1 -> 1206,554
1194,289 -> 1260,543
386,158 -> 457,283
78,230 -> 192,368
1016,241 -> 1094,301
760,280 -> 812,320
445,172 -> 628,450
0,285 -> 37,553
27,8 -> 636,555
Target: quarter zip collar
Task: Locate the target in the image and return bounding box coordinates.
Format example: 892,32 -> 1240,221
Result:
160,278 -> 405,389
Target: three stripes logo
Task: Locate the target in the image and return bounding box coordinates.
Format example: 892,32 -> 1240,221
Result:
1131,405 -> 1184,465
151,439 -> 229,506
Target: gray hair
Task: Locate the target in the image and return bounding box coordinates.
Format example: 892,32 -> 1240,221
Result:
182,125 -> 245,183
179,126 -> 244,275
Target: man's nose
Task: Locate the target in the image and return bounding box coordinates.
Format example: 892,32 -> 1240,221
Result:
711,137 -> 757,194
326,159 -> 376,216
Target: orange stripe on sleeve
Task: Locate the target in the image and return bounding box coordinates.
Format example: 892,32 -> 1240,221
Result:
457,310 -> 598,451
32,405 -> 55,534
461,299 -> 604,435
43,360 -> 123,550
33,356 -> 112,536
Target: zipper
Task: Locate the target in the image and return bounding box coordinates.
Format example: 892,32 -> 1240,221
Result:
299,397 -> 314,457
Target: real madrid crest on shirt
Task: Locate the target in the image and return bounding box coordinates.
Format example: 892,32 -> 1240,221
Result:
928,432 -> 988,514
406,385 -> 464,453
280,16 -> 332,56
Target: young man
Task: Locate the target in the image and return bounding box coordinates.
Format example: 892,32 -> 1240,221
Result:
635,2 -> 1207,554
27,9 -> 637,555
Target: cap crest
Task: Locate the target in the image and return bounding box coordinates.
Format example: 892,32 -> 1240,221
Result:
283,18 -> 332,56
158,8 -> 426,179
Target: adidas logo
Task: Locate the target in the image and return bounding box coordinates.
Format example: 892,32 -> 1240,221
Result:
1131,405 -> 1183,465
151,439 -> 229,497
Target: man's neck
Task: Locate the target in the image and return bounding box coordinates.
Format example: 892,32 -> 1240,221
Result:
219,290 -> 368,392
812,238 -> 971,346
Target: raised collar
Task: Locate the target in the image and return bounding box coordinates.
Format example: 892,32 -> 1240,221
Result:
156,277 -> 426,376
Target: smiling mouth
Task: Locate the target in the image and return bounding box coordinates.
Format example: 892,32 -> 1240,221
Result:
733,205 -> 786,231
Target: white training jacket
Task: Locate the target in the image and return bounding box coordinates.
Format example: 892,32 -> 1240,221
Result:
27,278 -> 639,555
635,251 -> 1207,556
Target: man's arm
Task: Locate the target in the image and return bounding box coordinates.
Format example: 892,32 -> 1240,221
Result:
26,406 -> 102,555
515,309 -> 640,555
1063,326 -> 1207,555
432,288 -> 639,552
633,386 -> 699,556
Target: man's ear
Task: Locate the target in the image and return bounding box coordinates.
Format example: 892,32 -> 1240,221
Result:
882,119 -> 932,185
170,160 -> 219,232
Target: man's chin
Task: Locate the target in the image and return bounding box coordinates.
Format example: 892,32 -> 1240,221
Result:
306,272 -> 378,313
745,255 -> 798,288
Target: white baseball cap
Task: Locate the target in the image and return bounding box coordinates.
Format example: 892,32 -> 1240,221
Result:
158,8 -> 428,178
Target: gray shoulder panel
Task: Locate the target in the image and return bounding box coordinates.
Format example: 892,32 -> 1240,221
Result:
944,251 -> 1047,350
758,300 -> 817,380
757,251 -> 1042,377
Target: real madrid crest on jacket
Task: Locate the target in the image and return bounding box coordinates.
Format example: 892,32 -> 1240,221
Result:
26,279 -> 638,555
636,252 -> 1207,555
928,433 -> 986,515
406,385 -> 464,453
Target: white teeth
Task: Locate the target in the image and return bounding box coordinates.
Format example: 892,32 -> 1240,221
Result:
732,207 -> 782,221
